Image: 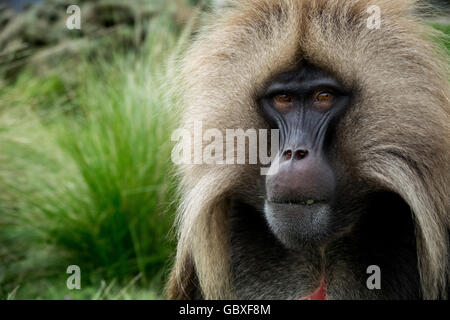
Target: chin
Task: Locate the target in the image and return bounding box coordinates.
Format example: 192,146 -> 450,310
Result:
264,200 -> 334,249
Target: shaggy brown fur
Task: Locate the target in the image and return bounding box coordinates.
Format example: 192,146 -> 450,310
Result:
167,0 -> 450,299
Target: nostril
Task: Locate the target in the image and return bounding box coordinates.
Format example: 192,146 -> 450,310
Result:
283,149 -> 293,160
294,150 -> 309,160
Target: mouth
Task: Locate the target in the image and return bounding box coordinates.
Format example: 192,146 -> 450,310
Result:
264,199 -> 332,247
265,200 -> 330,223
267,197 -> 327,207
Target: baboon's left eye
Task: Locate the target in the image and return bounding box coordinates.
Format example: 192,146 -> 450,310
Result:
313,90 -> 334,110
316,92 -> 332,101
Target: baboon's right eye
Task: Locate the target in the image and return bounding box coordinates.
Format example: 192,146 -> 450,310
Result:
273,94 -> 293,111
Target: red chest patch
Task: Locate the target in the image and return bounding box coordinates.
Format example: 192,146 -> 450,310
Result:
300,278 -> 326,300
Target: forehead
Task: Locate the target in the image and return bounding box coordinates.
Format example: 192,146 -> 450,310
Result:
269,63 -> 337,85
263,63 -> 343,96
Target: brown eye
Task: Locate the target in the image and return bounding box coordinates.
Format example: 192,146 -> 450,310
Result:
316,92 -> 332,101
273,94 -> 293,110
313,90 -> 334,110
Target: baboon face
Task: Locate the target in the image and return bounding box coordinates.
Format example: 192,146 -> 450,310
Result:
261,63 -> 354,248
169,0 -> 449,300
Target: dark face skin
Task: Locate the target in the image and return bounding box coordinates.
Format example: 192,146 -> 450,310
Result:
259,64 -> 350,249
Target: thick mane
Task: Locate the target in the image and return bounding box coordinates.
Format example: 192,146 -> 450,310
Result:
168,0 -> 450,299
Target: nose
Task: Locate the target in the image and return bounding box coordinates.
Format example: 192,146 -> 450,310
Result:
266,148 -> 335,203
281,148 -> 309,162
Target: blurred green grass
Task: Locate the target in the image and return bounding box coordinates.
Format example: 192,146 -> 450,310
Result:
0,3 -> 448,299
0,8 -> 186,299
431,23 -> 450,52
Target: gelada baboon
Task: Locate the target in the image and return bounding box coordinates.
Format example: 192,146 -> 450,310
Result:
168,0 -> 450,299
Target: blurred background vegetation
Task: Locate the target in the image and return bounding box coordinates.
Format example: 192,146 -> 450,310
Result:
0,0 -> 448,300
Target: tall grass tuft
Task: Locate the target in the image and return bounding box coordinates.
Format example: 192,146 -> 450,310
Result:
0,13 -> 181,298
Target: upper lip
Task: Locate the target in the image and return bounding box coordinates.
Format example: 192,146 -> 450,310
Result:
267,198 -> 325,206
